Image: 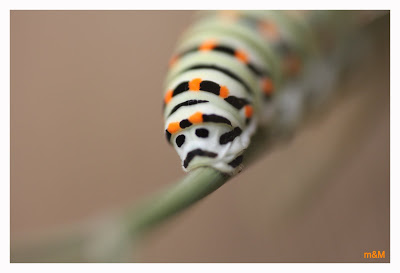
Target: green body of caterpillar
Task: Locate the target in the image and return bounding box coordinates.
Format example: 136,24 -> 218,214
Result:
162,10 -> 375,174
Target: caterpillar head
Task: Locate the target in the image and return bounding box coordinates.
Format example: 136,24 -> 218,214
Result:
169,123 -> 248,174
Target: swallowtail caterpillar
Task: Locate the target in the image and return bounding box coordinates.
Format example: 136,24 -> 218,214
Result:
162,10 -> 380,174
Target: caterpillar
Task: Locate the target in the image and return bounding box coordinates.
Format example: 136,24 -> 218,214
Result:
162,10 -> 380,174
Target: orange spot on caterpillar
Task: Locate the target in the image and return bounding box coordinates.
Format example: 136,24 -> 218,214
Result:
164,90 -> 173,104
188,112 -> 203,124
259,21 -> 280,42
219,86 -> 229,98
284,55 -> 302,76
167,122 -> 181,134
199,40 -> 217,51
244,105 -> 253,118
189,78 -> 202,91
261,78 -> 274,95
235,50 -> 249,64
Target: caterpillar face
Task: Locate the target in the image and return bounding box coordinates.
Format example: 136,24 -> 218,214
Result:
163,93 -> 258,173
169,122 -> 252,173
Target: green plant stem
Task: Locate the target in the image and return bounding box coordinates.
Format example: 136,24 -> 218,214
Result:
126,167 -> 228,236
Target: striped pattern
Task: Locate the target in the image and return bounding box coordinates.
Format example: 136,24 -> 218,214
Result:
166,111 -> 233,139
169,40 -> 275,99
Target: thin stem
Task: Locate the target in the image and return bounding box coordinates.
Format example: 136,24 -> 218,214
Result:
125,167 -> 229,236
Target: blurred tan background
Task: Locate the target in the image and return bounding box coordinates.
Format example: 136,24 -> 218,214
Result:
11,11 -> 389,262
